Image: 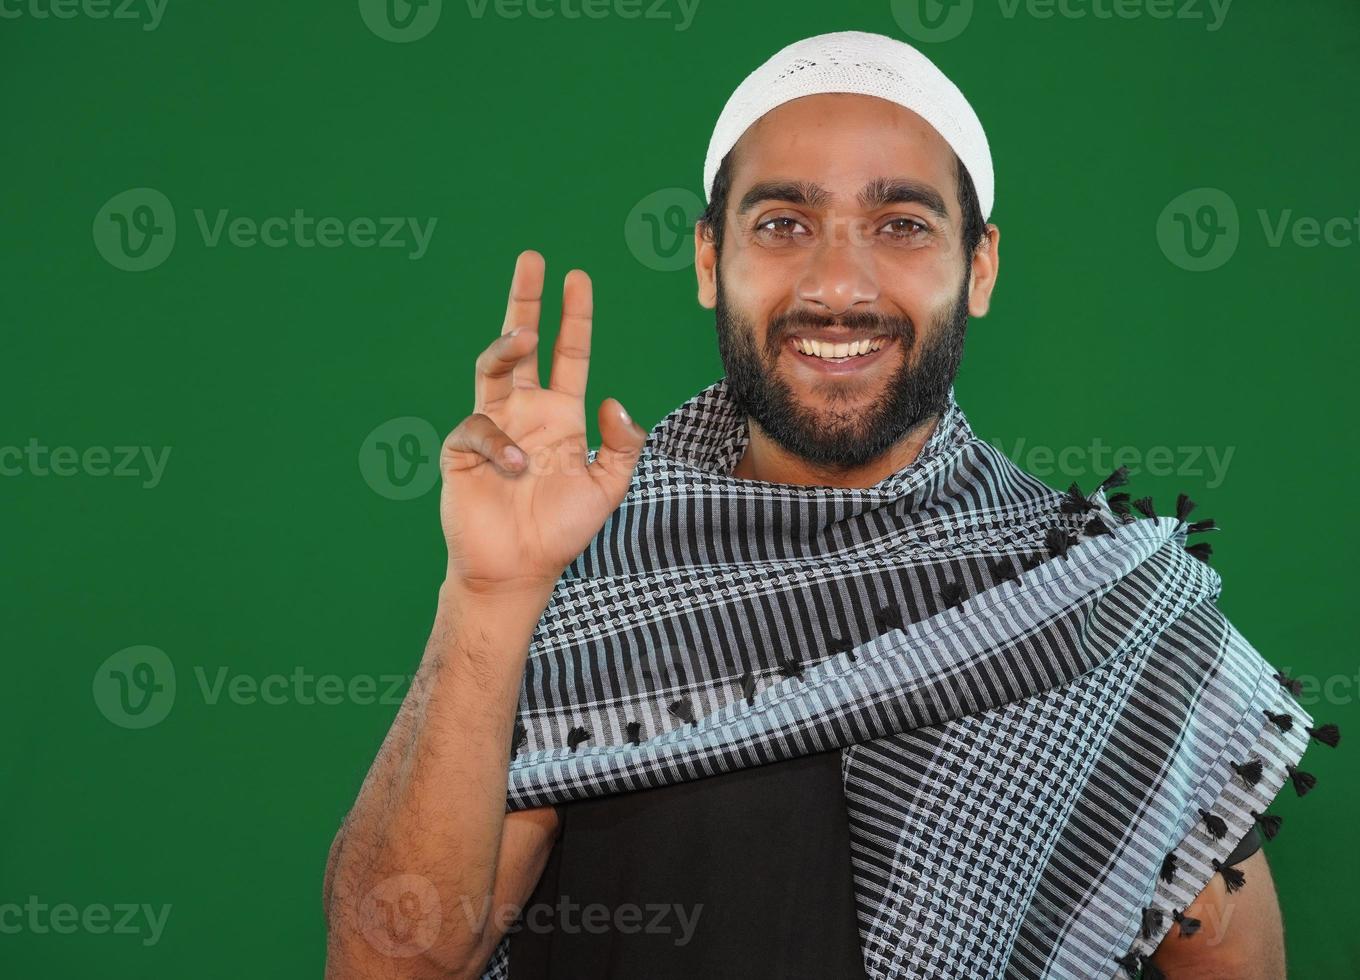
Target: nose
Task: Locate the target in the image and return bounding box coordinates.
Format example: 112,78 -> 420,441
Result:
795,218 -> 880,316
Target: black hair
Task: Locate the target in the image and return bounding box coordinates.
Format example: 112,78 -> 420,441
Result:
697,147 -> 989,268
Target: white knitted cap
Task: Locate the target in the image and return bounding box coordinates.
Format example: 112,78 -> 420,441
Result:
702,30 -> 994,221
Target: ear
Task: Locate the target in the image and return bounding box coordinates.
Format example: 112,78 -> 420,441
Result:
695,220 -> 718,310
966,223 -> 1001,317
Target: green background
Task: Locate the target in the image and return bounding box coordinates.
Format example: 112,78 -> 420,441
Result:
4,0 -> 1357,975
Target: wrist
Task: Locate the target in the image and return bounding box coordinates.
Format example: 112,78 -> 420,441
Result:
437,574 -> 558,617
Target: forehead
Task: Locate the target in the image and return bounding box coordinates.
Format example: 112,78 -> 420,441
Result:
728,93 -> 956,205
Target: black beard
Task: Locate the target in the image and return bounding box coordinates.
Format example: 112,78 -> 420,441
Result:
713,268 -> 971,472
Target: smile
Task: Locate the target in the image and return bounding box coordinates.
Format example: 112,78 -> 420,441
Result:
786,334 -> 895,374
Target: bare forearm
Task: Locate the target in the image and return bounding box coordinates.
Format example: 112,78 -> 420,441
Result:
324,580 -> 552,977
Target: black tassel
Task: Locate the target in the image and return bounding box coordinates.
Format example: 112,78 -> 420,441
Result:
1114,952 -> 1141,978
1142,955 -> 1167,980
1187,518 -> 1218,535
1097,465 -> 1130,494
1084,515 -> 1113,537
739,671 -> 757,706
511,721 -> 527,757
1232,758 -> 1264,787
1264,710 -> 1294,733
940,580 -> 965,609
668,698 -> 696,726
873,603 -> 905,633
1287,764 -> 1316,797
1199,808 -> 1229,840
1175,492 -> 1197,524
1141,907 -> 1164,940
1173,908 -> 1201,938
1274,671 -> 1304,696
1108,492 -> 1132,516
1159,851 -> 1179,885
989,557 -> 1018,583
1021,553 -> 1044,571
827,633 -> 857,662
1186,541 -> 1213,564
778,656 -> 804,681
1133,496 -> 1157,519
1252,810 -> 1283,841
624,720 -> 642,745
1307,723 -> 1341,747
566,725 -> 591,752
1045,525 -> 1074,560
1061,481 -> 1095,514
1213,859 -> 1246,893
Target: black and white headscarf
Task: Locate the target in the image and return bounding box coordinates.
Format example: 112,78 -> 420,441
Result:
483,377 -> 1338,980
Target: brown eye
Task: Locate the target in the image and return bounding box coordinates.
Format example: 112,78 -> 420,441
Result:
882,218 -> 927,238
756,216 -> 807,238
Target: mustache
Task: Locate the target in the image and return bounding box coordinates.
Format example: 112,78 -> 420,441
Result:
767,309 -> 915,346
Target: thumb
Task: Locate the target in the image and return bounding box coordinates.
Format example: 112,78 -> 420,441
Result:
591,397 -> 647,499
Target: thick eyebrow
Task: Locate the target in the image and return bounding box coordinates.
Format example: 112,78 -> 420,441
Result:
735,177 -> 951,223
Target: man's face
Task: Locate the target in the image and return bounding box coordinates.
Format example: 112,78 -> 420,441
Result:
697,93 -> 996,472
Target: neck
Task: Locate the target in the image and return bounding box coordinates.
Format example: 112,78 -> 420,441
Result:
730,415 -> 942,488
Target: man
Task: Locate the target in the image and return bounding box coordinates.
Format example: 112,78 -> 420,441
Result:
323,31 -> 1334,979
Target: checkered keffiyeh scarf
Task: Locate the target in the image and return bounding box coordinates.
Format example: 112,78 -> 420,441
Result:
482,377 -> 1337,980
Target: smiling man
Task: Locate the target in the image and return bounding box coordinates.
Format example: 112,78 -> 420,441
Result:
323,31 -> 1335,980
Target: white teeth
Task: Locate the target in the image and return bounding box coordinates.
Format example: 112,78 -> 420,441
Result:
795,337 -> 888,359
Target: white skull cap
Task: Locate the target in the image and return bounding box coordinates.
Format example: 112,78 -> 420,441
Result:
702,30 -> 994,221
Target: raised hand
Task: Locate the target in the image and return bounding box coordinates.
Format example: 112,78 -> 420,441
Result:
440,250 -> 647,596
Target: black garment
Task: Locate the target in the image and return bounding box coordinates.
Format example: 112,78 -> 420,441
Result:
504,750 -> 1262,979
506,748 -> 868,980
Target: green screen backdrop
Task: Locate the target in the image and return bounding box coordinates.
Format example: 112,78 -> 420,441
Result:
4,1 -> 1357,975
